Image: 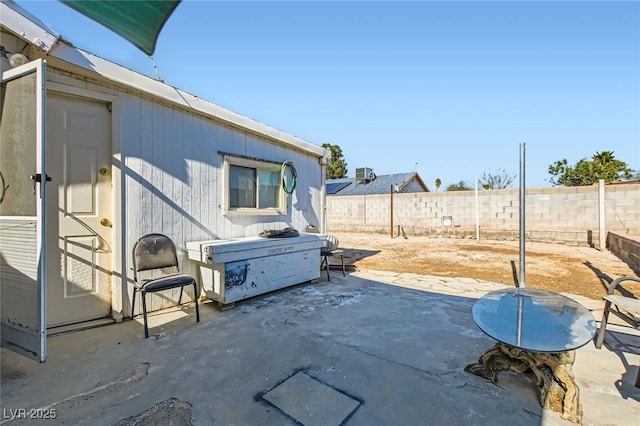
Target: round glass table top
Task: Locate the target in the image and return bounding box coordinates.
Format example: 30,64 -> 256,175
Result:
472,288 -> 597,353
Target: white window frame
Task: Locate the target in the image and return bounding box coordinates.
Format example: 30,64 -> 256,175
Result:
223,156 -> 285,216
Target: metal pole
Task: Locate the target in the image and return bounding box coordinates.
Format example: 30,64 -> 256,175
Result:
390,185 -> 394,238
598,179 -> 606,250
475,177 -> 480,240
519,143 -> 526,288
320,156 -> 328,233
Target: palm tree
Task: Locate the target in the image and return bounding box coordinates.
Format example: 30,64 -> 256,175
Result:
592,151 -> 615,165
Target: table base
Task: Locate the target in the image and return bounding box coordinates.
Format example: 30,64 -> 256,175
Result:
464,342 -> 582,423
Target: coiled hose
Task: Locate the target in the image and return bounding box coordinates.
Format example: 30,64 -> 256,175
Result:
281,161 -> 297,196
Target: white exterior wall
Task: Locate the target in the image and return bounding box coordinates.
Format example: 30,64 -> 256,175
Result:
46,68 -> 325,315
119,96 -> 324,244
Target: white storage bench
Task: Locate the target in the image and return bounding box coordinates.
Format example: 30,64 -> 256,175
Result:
186,233 -> 326,308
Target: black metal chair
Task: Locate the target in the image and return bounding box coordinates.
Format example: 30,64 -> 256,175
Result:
305,225 -> 345,281
131,233 -> 200,338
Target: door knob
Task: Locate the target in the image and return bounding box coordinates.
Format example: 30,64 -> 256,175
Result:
100,218 -> 112,227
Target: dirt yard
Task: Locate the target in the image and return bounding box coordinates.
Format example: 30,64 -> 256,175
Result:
334,232 -> 639,301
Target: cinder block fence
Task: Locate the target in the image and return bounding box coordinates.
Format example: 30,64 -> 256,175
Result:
327,182 -> 640,249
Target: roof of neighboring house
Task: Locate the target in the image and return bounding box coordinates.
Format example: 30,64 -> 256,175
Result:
0,0 -> 329,160
327,172 -> 430,196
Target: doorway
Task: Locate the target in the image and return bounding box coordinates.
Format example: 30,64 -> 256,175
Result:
45,92 -> 113,327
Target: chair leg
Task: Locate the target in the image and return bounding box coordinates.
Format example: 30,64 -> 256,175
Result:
595,301 -> 612,349
324,256 -> 331,281
131,288 -> 137,319
193,282 -> 200,322
178,286 -> 184,306
636,364 -> 640,388
142,290 -> 149,338
340,253 -> 345,277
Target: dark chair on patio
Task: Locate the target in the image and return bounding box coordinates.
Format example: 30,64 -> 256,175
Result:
595,275 -> 640,387
131,233 -> 200,338
305,225 -> 345,281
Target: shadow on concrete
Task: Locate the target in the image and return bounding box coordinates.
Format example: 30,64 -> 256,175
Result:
2,274 -> 639,425
601,329 -> 640,402
0,277 -> 549,425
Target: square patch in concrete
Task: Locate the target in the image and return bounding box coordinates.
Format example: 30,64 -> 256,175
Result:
263,371 -> 360,426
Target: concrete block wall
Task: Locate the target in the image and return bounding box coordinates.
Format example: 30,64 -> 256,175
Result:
607,231 -> 640,269
327,183 -> 640,246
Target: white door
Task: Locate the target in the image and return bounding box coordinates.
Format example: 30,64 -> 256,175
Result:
45,93 -> 112,327
0,59 -> 47,361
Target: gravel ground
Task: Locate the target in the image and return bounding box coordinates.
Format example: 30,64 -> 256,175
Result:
333,231 -> 639,301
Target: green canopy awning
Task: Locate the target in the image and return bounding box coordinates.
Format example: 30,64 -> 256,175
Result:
60,0 -> 181,56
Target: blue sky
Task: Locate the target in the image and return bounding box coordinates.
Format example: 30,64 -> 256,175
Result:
14,0 -> 640,188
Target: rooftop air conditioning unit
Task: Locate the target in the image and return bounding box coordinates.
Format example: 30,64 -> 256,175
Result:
356,167 -> 375,182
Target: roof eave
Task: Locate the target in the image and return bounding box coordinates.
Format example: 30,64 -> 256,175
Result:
0,0 -> 60,51
412,173 -> 430,192
48,43 -> 326,157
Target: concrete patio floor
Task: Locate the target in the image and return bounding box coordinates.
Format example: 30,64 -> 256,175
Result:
1,271 -> 639,425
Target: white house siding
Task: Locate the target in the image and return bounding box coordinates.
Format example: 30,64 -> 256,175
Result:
46,68 -> 324,315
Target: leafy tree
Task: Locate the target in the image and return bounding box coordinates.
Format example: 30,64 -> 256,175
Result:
446,180 -> 472,191
435,178 -> 441,192
322,143 -> 348,179
548,151 -> 634,186
479,169 -> 516,189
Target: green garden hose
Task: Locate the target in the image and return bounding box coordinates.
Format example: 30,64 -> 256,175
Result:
281,161 -> 297,195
